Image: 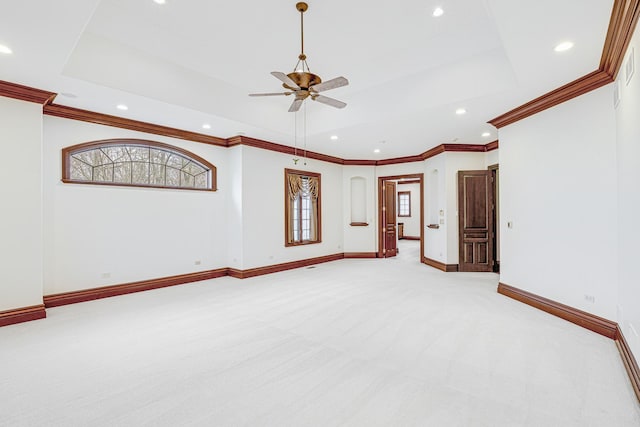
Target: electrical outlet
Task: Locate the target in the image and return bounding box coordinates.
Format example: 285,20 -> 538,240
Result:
194,260 -> 201,265
101,272 -> 111,279
584,294 -> 595,303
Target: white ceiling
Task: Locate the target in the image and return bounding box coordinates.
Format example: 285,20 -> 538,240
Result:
0,0 -> 613,159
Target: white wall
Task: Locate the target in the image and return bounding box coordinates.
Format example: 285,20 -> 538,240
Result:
0,97 -> 44,311
240,147 -> 344,269
499,85 -> 618,319
615,28 -> 640,358
397,182 -> 420,237
226,145 -> 244,269
43,117 -> 229,295
444,152 -> 488,264
424,155 -> 447,262
343,166 -> 376,254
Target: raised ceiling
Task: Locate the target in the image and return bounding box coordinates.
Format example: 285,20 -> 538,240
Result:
0,0 -> 613,159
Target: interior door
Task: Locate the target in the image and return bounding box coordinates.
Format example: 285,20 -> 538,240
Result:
458,170 -> 494,272
383,180 -> 397,257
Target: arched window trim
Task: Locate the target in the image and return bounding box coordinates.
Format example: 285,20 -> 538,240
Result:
62,139 -> 217,191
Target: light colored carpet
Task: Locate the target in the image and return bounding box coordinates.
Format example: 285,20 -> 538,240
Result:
1,241 -> 639,426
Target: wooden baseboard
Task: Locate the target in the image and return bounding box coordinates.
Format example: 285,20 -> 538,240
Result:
423,257 -> 458,272
401,236 -> 420,241
44,269 -> 228,308
0,304 -> 46,327
344,252 -> 377,259
230,254 -> 344,279
497,283 -> 618,339
616,325 -> 640,403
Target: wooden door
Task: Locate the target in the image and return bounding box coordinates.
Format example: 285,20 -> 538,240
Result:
458,170 -> 494,272
383,180 -> 397,257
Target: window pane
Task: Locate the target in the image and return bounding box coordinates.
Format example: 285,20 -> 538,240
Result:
132,162 -> 150,184
194,173 -> 207,189
70,157 -> 93,181
102,146 -> 129,162
150,164 -> 166,185
166,167 -> 180,186
112,162 -> 131,183
93,165 -> 113,182
181,171 -> 195,187
150,149 -> 170,165
127,146 -> 149,162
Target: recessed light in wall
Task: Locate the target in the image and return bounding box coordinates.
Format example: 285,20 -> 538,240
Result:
373,149 -> 381,153
202,124 -> 211,129
433,7 -> 444,17
330,135 -> 338,141
455,108 -> 467,115
0,44 -> 13,55
482,132 -> 491,137
554,41 -> 574,52
116,104 -> 128,111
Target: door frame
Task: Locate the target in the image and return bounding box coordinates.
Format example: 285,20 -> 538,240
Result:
377,173 -> 424,260
488,163 -> 499,272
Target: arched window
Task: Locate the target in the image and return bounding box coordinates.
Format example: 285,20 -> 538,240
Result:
62,139 -> 216,191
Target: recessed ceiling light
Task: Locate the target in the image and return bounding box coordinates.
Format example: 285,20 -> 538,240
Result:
202,124 -> 211,129
330,135 -> 338,140
455,108 -> 467,115
433,7 -> 444,17
116,104 -> 128,111
554,41 -> 574,52
373,149 -> 381,153
482,132 -> 491,137
153,0 -> 166,4
0,44 -> 13,55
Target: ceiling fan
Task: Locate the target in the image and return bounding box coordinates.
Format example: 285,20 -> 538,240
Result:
249,2 -> 349,112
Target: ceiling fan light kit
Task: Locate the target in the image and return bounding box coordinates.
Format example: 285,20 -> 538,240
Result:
249,2 -> 349,112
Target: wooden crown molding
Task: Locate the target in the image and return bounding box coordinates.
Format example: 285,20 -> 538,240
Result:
600,0 -> 640,79
497,282 -> 618,339
488,71 -> 613,128
0,304 -> 46,327
0,80 -> 56,105
490,0 -> 640,129
229,135 -> 345,165
44,104 -> 228,147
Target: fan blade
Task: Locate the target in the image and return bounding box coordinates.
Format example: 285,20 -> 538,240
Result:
311,76 -> 349,92
249,92 -> 292,97
312,94 -> 346,109
288,98 -> 304,112
271,71 -> 300,89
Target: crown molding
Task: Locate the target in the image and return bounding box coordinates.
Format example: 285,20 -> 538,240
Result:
488,70 -> 613,129
37,100 -> 498,164
601,0 -> 640,79
0,80 -> 56,105
44,104 -> 228,147
490,0 -> 640,129
228,135 -> 346,165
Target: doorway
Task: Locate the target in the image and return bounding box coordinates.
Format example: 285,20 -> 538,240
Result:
377,174 -> 424,261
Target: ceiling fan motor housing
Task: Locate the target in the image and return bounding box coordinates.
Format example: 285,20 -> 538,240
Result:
284,72 -> 322,91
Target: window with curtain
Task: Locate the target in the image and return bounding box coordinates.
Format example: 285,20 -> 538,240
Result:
398,191 -> 411,217
285,169 -> 321,246
62,139 -> 216,191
